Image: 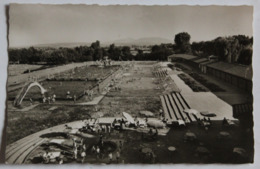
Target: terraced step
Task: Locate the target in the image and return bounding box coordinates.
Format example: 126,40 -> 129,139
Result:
167,94 -> 181,120
15,138 -> 47,164
166,94 -> 179,121
6,137 -> 43,164
163,95 -> 176,121
175,92 -> 196,122
171,93 -> 186,121
177,92 -> 198,121
160,95 -> 170,120
172,93 -> 190,123
6,136 -> 41,160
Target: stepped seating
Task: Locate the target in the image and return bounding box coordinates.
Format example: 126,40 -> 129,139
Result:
6,137 -> 46,164
154,70 -> 168,77
160,92 -> 197,124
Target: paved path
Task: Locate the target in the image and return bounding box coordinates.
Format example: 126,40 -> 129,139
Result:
8,62 -> 93,92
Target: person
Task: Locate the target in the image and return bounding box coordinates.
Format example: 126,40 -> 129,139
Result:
74,148 -> 78,160
100,134 -> 103,142
30,98 -> 33,105
58,158 -> 63,164
223,117 -> 228,125
66,91 -> 70,99
208,117 -> 211,124
116,151 -> 120,163
108,125 -> 111,135
48,97 -> 51,104
73,95 -> 77,103
96,146 -> 100,158
108,153 -> 113,163
42,151 -> 49,163
155,129 -> 158,136
42,96 -> 46,103
119,141 -> 123,150
92,145 -> 96,154
148,129 -> 153,136
52,94 -> 56,103
81,151 -> 86,163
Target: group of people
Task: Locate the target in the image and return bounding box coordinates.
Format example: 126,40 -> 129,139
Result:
42,94 -> 56,104
197,117 -> 212,129
90,134 -> 123,163
72,138 -> 87,163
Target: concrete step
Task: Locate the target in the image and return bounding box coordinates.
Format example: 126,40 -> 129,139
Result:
160,95 -> 170,120
163,95 -> 176,121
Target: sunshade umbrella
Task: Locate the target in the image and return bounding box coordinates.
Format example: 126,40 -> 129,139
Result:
185,131 -> 196,138
168,146 -> 176,152
147,120 -> 166,128
178,119 -> 185,126
233,148 -> 247,158
183,109 -> 199,115
200,111 -> 216,117
219,131 -> 230,137
122,112 -> 135,124
141,147 -> 153,154
196,146 -> 210,154
139,111 -> 154,117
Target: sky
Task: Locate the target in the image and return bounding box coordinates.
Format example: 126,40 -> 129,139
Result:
8,4 -> 253,47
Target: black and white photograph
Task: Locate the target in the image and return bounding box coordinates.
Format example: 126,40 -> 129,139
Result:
2,2 -> 255,165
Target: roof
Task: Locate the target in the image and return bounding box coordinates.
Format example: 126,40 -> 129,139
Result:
200,60 -> 217,66
193,57 -> 209,63
168,54 -> 198,60
207,62 -> 252,80
97,117 -> 116,124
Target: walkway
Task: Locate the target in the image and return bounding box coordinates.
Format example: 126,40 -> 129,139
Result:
169,72 -> 235,120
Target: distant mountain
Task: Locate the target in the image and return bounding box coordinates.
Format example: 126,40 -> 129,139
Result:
33,42 -> 92,48
10,37 -> 173,49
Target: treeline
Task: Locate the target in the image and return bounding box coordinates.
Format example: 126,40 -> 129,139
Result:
8,33 -> 253,65
134,44 -> 173,61
8,41 -> 173,64
173,32 -> 253,65
9,41 -> 134,64
191,34 -> 253,65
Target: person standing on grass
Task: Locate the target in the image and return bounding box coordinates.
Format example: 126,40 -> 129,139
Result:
73,94 -> 77,103
30,98 -> 33,105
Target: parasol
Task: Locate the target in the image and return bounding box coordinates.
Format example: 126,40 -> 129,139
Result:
200,111 -> 216,117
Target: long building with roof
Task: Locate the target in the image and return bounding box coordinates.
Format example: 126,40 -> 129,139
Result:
168,54 -> 252,92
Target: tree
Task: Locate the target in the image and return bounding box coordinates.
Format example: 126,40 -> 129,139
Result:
237,48 -> 252,65
174,32 -> 192,54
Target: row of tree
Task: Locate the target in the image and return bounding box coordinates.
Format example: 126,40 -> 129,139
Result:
8,33 -> 253,65
174,32 -> 253,65
8,41 -> 172,64
9,41 -> 134,64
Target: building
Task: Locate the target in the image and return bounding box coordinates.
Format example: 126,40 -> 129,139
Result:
206,62 -> 252,92
168,54 -> 253,92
